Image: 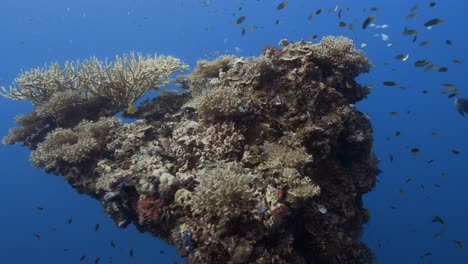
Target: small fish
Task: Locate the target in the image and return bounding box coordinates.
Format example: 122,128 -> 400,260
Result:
315,9 -> 322,15
431,132 -> 439,137
95,223 -> 100,231
394,54 -> 409,61
440,172 -> 446,178
389,205 -> 397,209
419,40 -> 431,46
420,184 -> 425,190
80,254 -> 87,262
309,35 -> 317,40
410,148 -> 420,154
445,39 -> 453,46
420,252 -> 432,259
33,232 -> 41,240
241,27 -> 246,36
424,18 -> 444,27
431,215 -> 447,226
127,103 -> 137,114
110,241 -> 116,248
452,149 -> 461,155
338,21 -> 346,27
67,218 -> 73,224
410,5 -> 418,12
235,16 -> 246,25
94,257 -> 100,264
427,159 -> 435,163
402,27 -> 418,36
433,232 -> 444,238
453,240 -> 464,251
429,2 -> 436,7
406,13 -> 418,19
438,67 -> 448,72
130,249 -> 134,257
276,1 -> 288,11
424,64 -> 438,72
35,204 -> 44,211
64,248 -> 69,251
395,131 -> 401,136
414,59 -> 430,67
362,16 -> 375,29
383,81 -> 398,87
453,59 -> 462,64
405,178 -> 411,184
389,154 -> 394,162
399,189 -> 405,195
388,111 -> 398,116
441,83 -> 460,94
160,250 -> 165,254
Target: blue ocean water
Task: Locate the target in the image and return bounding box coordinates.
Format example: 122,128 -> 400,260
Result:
0,0 -> 466,263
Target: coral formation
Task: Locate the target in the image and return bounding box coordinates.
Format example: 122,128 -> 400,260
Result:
2,37 -> 379,263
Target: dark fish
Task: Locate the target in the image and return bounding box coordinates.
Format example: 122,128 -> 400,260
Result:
80,254 -> 86,262
337,21 -> 346,27
432,215 -> 447,226
160,250 -> 165,254
389,205 -> 397,209
427,159 -> 435,163
362,16 -> 375,29
35,204 -> 44,211
414,59 -> 430,67
452,149 -> 461,155
445,40 -> 453,46
235,16 -> 246,25
424,18 -> 444,27
433,232 -> 444,238
389,154 -> 394,162
33,232 -> 41,240
434,183 -> 441,188
438,67 -> 448,72
95,223 -> 100,231
64,248 -> 69,251
394,54 -> 409,61
405,178 -> 411,184
429,2 -> 436,7
241,27 -> 246,36
420,184 -> 425,190
370,7 -> 380,11
420,252 -> 432,259
276,1 -> 288,11
410,148 -> 420,154
399,189 -> 404,195
453,240 -> 464,251
410,5 -> 418,12
94,257 -> 100,264
453,59 -> 462,64
309,35 -> 317,40
307,13 -> 315,20
422,90 -> 429,94
431,132 -> 439,137
130,249 -> 134,257
110,241 -> 116,248
388,111 -> 398,116
383,81 -> 398,86
419,40 -> 431,46
395,131 -> 401,136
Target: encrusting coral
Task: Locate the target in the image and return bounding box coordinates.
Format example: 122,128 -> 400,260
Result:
2,36 -> 380,263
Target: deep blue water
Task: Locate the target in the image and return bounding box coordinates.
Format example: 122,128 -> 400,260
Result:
0,0 -> 467,263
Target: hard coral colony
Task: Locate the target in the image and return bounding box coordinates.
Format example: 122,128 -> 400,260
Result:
1,37 -> 379,263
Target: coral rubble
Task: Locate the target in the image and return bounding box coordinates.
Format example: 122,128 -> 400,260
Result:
2,37 -> 379,263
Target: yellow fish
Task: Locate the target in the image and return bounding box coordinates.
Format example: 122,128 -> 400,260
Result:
127,103 -> 137,114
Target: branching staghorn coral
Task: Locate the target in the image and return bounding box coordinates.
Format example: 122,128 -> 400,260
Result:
1,52 -> 188,107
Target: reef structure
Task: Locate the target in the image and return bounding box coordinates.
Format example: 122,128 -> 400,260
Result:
2,36 -> 379,264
